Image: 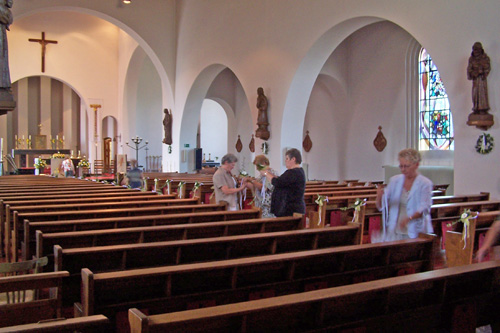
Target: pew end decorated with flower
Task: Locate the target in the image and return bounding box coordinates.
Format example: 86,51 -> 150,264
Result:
445,209 -> 479,267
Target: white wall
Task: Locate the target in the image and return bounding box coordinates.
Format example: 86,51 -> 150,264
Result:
11,0 -> 500,199
200,99 -> 227,164
10,11 -> 119,118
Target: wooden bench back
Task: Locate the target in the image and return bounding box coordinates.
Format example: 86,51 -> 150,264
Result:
36,215 -> 303,261
25,209 -> 262,261
80,235 -> 436,321
10,203 -> 225,262
57,224 -> 360,306
1,315 -> 110,333
0,271 -> 69,328
128,260 -> 500,332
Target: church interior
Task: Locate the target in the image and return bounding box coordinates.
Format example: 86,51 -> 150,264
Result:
1,1 -> 500,332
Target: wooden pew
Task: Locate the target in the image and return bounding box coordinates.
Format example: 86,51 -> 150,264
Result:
25,209 -> 262,261
0,185 -> 129,195
431,192 -> 489,204
363,197 -> 498,244
0,315 -> 109,333
128,260 -> 500,332
78,235 -> 436,326
13,203 -> 226,262
36,215 -> 304,261
6,197 -> 199,240
445,210 -> 500,267
0,271 -> 69,328
5,197 -> 196,238
304,190 -> 464,229
0,191 -> 175,259
430,200 -> 500,219
56,224 -> 361,306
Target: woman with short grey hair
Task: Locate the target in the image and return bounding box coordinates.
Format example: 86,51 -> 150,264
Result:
375,148 -> 433,241
213,153 -> 247,210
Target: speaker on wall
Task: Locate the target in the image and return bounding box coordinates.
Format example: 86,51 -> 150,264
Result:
195,148 -> 202,170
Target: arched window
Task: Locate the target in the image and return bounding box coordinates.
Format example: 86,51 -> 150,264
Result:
418,48 -> 454,150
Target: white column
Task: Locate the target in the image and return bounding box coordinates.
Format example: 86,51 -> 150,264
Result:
0,115 -> 6,175
40,76 -> 51,138
62,84 -> 75,152
17,78 -> 29,141
80,101 -> 88,159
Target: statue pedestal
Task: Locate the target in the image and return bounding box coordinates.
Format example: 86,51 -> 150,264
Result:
467,112 -> 494,130
0,100 -> 16,116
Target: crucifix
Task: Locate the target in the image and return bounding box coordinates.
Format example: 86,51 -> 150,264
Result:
28,32 -> 58,73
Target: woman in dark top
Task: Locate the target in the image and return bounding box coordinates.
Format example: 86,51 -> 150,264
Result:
261,148 -> 306,217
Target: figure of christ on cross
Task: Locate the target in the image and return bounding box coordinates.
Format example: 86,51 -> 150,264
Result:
29,32 -> 57,73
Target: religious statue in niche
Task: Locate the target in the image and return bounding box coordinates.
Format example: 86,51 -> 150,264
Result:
162,108 -> 173,145
373,126 -> 387,152
0,0 -> 15,115
255,87 -> 270,140
466,42 -> 494,130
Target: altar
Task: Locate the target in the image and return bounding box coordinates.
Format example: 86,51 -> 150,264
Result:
12,149 -> 72,168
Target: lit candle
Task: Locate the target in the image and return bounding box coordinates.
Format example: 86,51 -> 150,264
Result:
62,135 -> 65,141
29,135 -> 31,140
15,134 -> 17,141
56,135 -> 59,140
22,135 -> 24,140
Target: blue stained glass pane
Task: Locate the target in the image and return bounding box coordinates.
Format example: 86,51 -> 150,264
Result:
418,49 -> 454,151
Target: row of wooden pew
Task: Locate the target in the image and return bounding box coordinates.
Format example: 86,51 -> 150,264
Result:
1,175 -> 499,332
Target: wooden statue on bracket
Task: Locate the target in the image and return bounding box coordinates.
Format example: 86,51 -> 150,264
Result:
255,87 -> 270,140
249,134 -> 255,153
162,109 -> 173,145
466,42 -> 494,130
373,126 -> 387,152
235,135 -> 243,153
302,131 -> 312,152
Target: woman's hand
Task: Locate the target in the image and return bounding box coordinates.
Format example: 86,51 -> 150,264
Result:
375,184 -> 385,210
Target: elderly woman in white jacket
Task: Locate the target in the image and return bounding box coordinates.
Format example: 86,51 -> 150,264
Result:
376,148 -> 433,241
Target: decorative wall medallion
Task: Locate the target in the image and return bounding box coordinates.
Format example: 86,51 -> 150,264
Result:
303,130 -> 312,152
249,134 -> 255,153
475,132 -> 494,154
373,126 -> 387,152
235,135 -> 243,153
261,142 -> 269,155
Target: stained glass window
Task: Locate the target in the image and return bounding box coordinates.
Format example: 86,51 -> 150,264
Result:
419,48 -> 454,150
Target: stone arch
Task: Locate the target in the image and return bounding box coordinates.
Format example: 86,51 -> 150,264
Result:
281,17 -> 385,164
178,64 -> 251,172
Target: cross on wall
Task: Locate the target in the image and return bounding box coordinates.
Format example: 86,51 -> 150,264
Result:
28,32 -> 58,73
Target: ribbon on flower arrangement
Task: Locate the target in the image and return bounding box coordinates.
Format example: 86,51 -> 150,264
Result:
141,177 -> 148,192
159,179 -> 172,195
238,177 -> 247,210
315,194 -> 329,226
177,181 -> 186,198
209,186 -> 215,201
191,181 -> 203,198
447,209 -> 478,249
340,198 -> 367,223
154,178 -> 159,193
